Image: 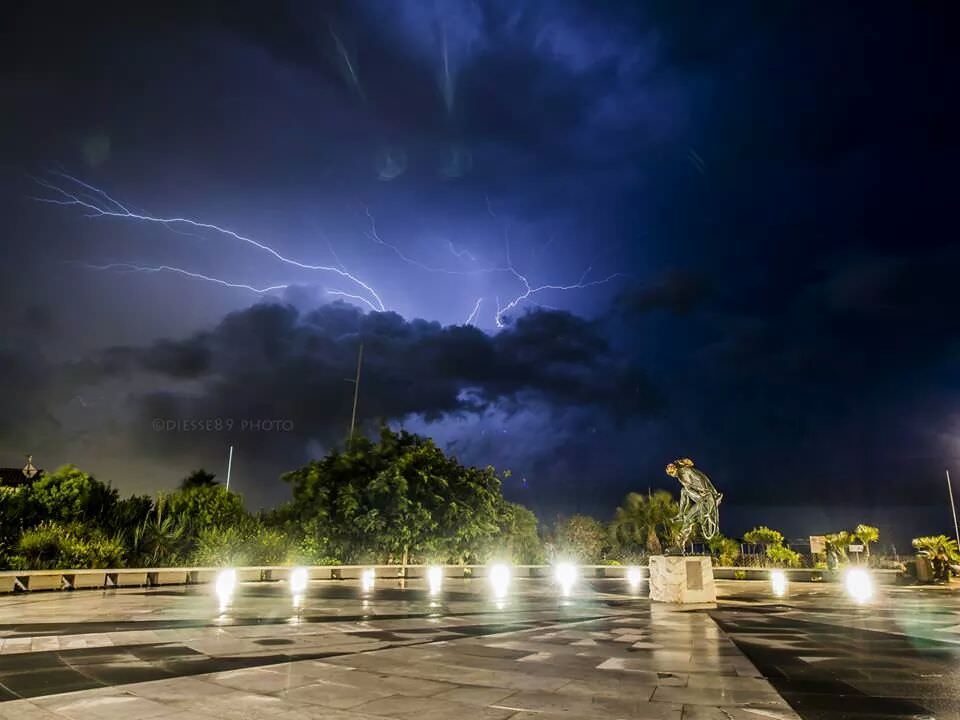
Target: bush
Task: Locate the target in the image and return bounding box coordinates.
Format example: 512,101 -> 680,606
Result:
708,535 -> 740,566
743,526 -> 784,546
766,543 -> 802,568
30,465 -> 119,524
10,522 -> 124,570
189,522 -> 295,567
164,485 -> 247,529
190,525 -> 249,566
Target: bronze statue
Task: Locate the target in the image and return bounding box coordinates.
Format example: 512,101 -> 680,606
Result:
665,458 -> 722,550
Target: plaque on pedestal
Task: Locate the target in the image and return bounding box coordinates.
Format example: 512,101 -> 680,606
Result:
648,555 -> 716,604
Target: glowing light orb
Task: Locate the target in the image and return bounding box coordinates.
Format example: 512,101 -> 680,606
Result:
215,568 -> 236,612
489,563 -> 511,599
427,565 -> 443,595
770,570 -> 788,598
844,567 -> 873,604
553,562 -> 578,596
626,566 -> 643,590
289,567 -> 308,595
361,568 -> 376,593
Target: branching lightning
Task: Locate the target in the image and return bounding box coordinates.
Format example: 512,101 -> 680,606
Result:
36,172 -> 625,328
81,262 -> 291,294
83,262 -> 376,310
33,173 -> 386,311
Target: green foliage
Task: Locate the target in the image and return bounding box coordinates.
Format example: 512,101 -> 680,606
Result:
283,427 -> 506,564
708,535 -> 741,566
30,465 -> 119,524
130,498 -> 192,567
766,543 -> 802,568
163,485 -> 247,529
493,501 -> 545,564
824,531 -> 852,568
554,514 -> 607,563
609,490 -> 679,558
179,468 -> 218,490
190,525 -> 249,566
743,526 -> 784,547
913,535 -> 960,583
9,522 -> 124,570
0,486 -> 40,555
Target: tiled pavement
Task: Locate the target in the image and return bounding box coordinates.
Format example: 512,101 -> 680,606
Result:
0,575 -> 956,719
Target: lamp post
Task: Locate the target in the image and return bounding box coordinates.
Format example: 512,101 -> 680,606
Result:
947,469 -> 959,547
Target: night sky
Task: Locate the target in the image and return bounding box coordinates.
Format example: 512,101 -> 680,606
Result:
2,2 -> 957,544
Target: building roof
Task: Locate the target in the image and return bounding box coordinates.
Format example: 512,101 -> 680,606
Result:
0,467 -> 43,487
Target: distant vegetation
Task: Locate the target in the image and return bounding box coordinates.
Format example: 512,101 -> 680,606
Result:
0,431 -> 932,573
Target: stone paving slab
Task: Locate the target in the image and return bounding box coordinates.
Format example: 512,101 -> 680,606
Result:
5,575 -> 950,719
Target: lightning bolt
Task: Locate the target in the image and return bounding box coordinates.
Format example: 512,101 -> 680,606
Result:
447,241 -> 478,264
82,262 -> 378,311
464,297 -> 483,326
33,173 -> 386,311
81,262 -> 291,294
364,202 -> 625,326
329,26 -> 365,101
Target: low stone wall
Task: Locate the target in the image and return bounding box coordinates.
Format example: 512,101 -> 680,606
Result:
0,563 -> 900,594
0,564 -> 645,594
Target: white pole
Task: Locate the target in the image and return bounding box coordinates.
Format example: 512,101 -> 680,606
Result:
947,469 -> 959,547
226,445 -> 234,493
348,343 -> 364,444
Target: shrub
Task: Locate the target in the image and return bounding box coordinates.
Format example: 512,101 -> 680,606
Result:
708,535 -> 740,566
10,522 -> 124,570
743,526 -> 784,546
190,525 -> 249,566
189,523 -> 295,567
766,543 -> 802,568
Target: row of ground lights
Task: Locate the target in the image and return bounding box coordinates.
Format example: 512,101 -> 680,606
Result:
770,567 -> 874,603
214,563 -> 644,607
214,564 -> 875,608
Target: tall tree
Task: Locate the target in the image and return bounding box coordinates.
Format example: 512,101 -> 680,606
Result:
283,427 -> 507,564
179,469 -> 218,490
555,514 -> 607,563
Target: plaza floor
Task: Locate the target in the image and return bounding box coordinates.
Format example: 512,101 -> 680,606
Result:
0,575 -> 955,719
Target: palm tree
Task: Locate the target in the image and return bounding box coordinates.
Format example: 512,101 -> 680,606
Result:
854,524 -> 879,564
610,490 -> 678,557
824,531 -> 851,569
132,497 -> 191,566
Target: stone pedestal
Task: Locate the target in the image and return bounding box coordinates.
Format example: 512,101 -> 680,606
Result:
648,555 -> 716,604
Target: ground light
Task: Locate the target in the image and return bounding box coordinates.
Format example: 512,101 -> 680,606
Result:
489,563 -> 511,600
361,568 -> 376,593
770,569 -> 788,598
554,562 -> 578,596
844,567 -> 874,604
215,568 -> 236,612
427,565 -> 443,595
289,567 -> 308,595
626,566 -> 643,591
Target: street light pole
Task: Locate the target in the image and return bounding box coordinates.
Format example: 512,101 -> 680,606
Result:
947,469 -> 959,547
225,445 -> 234,493
348,343 -> 363,445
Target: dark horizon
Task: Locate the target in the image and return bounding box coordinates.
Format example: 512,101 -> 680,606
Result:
2,1 -> 958,544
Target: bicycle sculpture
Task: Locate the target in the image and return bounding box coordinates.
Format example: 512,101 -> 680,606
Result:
665,458 -> 722,551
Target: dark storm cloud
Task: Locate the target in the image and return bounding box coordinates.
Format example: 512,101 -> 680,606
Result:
96,301 -> 658,458
615,271 -> 711,317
